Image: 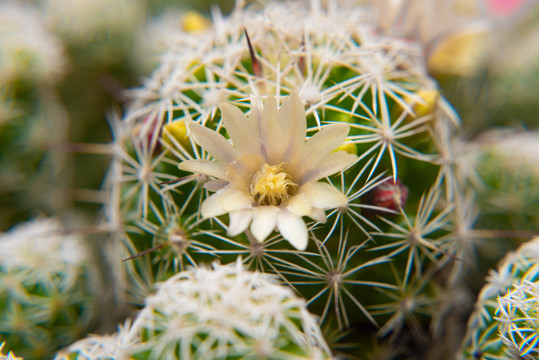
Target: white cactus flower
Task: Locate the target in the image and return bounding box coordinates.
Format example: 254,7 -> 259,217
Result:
179,91 -> 357,250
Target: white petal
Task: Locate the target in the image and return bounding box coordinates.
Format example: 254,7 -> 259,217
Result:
292,123 -> 351,175
221,103 -> 260,155
262,92 -> 306,164
258,95 -> 279,162
299,151 -> 357,183
203,179 -> 228,192
201,186 -> 253,218
287,193 -> 312,217
227,210 -> 253,237
250,206 -> 279,242
303,123 -> 351,159
226,154 -> 265,190
188,122 -> 239,163
178,159 -> 227,180
300,181 -> 348,209
277,210 -> 308,250
308,207 -> 327,223
279,90 -> 306,155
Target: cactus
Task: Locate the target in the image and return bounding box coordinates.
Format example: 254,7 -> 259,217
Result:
0,219 -> 100,359
104,0 -> 477,355
459,237 -> 539,360
57,261 -> 330,360
0,2 -> 69,229
497,277 -> 539,360
54,320 -> 138,360
42,0 -> 146,68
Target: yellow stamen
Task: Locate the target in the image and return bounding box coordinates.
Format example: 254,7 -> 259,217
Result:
250,164 -> 297,206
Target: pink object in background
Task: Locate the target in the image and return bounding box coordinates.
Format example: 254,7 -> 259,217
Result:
488,0 -> 527,16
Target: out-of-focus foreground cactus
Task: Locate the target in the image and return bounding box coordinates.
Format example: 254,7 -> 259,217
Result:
56,260 -> 330,360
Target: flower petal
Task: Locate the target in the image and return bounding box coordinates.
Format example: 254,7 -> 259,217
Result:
277,210 -> 308,250
292,123 -> 351,176
287,193 -> 312,217
203,179 -> 228,192
308,207 -> 327,223
274,90 -> 307,163
178,159 -> 227,180
299,151 -> 357,183
258,95 -> 279,162
260,91 -> 306,165
288,192 -> 328,223
201,186 -> 253,218
306,123 -> 350,156
221,103 -> 260,155
300,181 -> 348,209
250,206 -> 279,242
228,210 -> 253,237
227,154 -> 265,191
188,122 -> 239,163
280,90 -> 307,153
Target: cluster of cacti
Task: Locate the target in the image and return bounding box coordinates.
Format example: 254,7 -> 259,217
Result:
0,0 -> 538,359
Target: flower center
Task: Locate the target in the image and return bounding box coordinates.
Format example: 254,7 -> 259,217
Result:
250,163 -> 297,206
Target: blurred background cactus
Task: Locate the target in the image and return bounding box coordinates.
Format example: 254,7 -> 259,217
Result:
0,0 -> 537,359
0,219 -> 100,359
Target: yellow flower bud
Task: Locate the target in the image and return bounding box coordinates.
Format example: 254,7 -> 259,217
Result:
335,142 -> 357,156
427,28 -> 489,77
408,89 -> 439,119
163,120 -> 190,151
182,11 -> 210,33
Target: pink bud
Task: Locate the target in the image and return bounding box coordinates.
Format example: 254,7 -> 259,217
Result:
367,179 -> 409,215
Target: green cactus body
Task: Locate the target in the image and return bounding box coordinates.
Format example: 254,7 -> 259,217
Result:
472,131 -> 539,234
